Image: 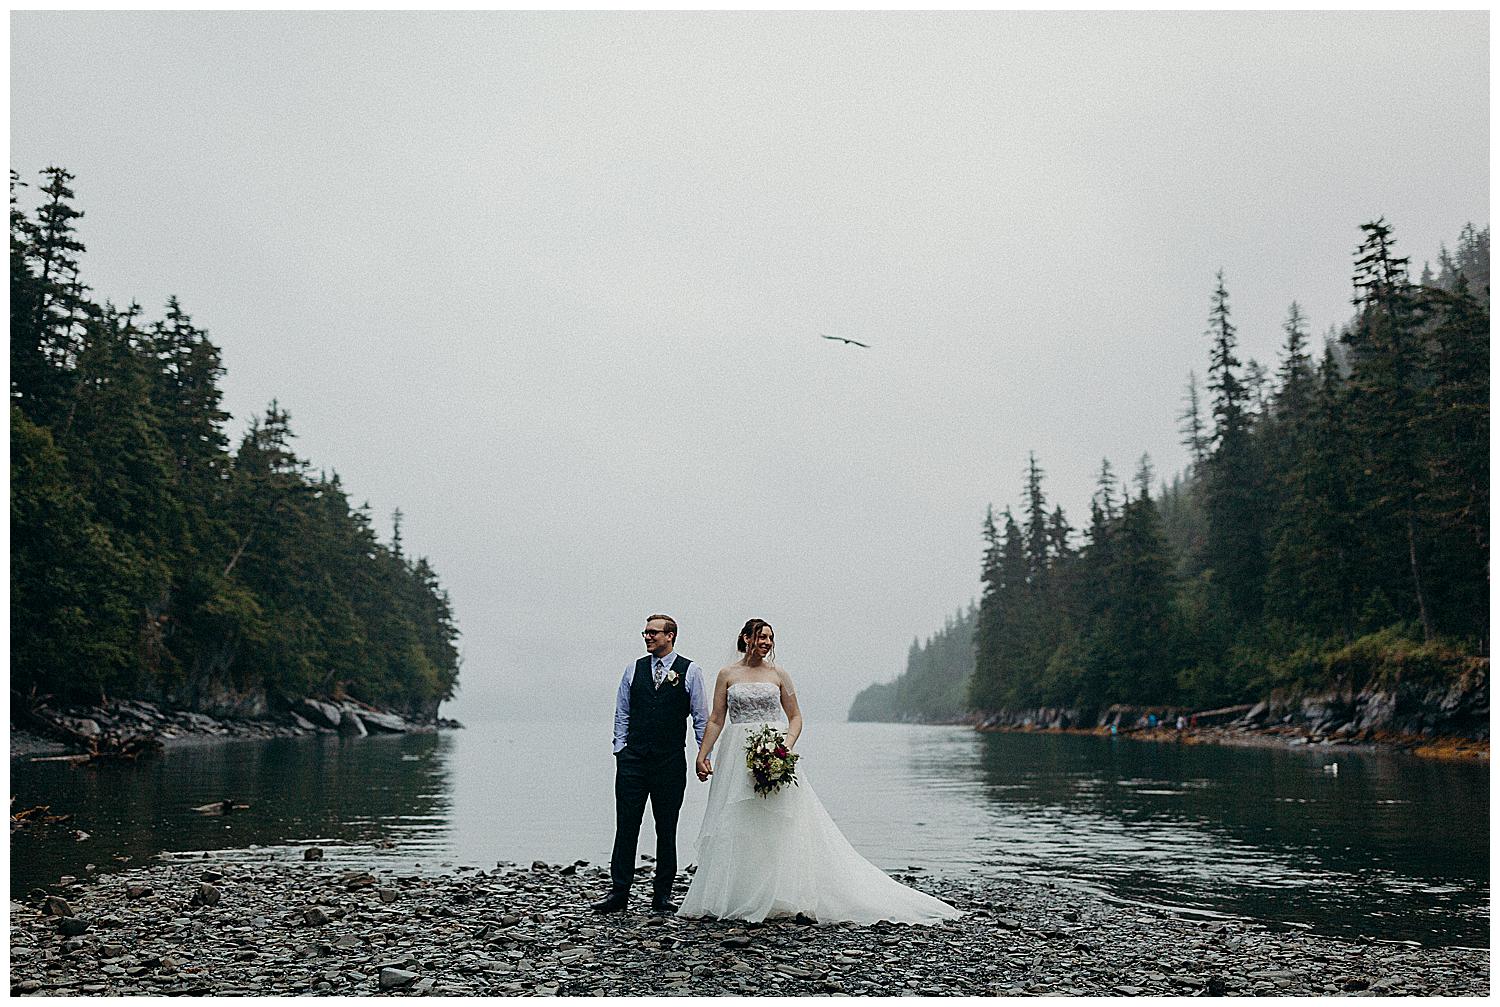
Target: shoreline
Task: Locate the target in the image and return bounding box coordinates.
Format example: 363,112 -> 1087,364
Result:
9,855 -> 1488,997
969,722 -> 1490,762
847,715 -> 1489,762
11,698 -> 462,762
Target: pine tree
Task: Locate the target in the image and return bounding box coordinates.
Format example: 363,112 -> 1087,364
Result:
1022,453 -> 1049,584
1275,302 -> 1315,423
1133,453 -> 1155,500
1418,276 -> 1489,643
1093,458 -> 1119,522
1265,347 -> 1361,640
1178,371 -> 1208,472
1345,218 -> 1434,641
28,168 -> 93,372
970,507 -> 1005,710
1107,485 -> 1178,702
1201,271 -> 1269,621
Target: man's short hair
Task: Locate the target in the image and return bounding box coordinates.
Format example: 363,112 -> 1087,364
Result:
646,614 -> 678,638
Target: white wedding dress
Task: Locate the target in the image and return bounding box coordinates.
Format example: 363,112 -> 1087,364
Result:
677,681 -> 961,925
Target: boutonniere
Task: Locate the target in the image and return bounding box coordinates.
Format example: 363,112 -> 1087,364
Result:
664,669 -> 679,686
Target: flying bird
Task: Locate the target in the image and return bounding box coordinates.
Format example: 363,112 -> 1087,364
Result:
820,333 -> 871,348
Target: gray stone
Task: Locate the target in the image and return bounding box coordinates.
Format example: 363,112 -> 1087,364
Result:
379,968 -> 418,990
299,698 -> 342,729
303,907 -> 332,927
193,883 -> 222,907
57,917 -> 90,937
358,709 -> 408,733
43,896 -> 74,917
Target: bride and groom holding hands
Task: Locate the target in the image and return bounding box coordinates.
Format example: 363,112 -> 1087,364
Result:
591,613 -> 960,925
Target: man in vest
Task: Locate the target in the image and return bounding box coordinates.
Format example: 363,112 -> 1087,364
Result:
592,613 -> 709,914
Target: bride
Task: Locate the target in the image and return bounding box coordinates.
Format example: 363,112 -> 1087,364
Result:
677,619 -> 961,925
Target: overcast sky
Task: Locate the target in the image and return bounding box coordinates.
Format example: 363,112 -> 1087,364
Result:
11,12 -> 1488,725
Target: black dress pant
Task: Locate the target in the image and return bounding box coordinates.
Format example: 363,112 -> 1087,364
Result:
609,746 -> 686,899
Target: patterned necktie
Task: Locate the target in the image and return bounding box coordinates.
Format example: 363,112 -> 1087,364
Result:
654,659 -> 665,688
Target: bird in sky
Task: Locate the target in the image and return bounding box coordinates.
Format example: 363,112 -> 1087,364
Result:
820,333 -> 871,348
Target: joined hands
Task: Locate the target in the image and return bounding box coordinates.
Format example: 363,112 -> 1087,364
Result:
695,754 -> 712,781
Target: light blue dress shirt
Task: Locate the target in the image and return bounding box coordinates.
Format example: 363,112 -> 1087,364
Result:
612,650 -> 709,754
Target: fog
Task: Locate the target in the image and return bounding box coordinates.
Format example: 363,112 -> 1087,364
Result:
10,11 -> 1487,726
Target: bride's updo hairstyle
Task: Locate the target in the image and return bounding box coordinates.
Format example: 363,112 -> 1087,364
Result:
737,618 -> 774,661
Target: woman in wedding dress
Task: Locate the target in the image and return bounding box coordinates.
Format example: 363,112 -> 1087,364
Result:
677,619 -> 961,925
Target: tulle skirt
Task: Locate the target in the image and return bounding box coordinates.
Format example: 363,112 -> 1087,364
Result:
677,720 -> 962,925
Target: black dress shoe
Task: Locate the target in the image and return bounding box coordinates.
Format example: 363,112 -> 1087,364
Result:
590,892 -> 628,913
651,898 -> 678,915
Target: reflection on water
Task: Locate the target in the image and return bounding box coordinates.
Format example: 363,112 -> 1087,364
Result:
9,722 -> 1488,947
11,734 -> 457,888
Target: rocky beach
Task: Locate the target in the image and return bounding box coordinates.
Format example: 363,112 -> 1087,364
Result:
11,697 -> 460,761
8,853 -> 1489,997
969,663 -> 1490,764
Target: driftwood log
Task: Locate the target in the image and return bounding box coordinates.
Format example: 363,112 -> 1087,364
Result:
15,699 -> 163,762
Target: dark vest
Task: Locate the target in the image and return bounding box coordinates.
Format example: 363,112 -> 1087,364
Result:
624,654 -> 692,755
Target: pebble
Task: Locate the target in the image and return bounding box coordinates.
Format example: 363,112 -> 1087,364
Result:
4,858 -> 1488,997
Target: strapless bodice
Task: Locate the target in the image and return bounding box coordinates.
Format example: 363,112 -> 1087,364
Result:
727,681 -> 784,724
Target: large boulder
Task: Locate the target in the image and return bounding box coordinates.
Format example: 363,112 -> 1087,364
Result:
299,699 -> 342,729
356,709 -> 407,733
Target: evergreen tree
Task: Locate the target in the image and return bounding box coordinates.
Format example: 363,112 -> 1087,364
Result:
1201,271 -> 1269,622
1178,371 -> 1208,472
1022,453 -> 1049,583
1345,218 -> 1434,640
1265,347 -> 1361,640
1418,277 -> 1489,643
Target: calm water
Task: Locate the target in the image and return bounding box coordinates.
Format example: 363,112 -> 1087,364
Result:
9,721 -> 1488,947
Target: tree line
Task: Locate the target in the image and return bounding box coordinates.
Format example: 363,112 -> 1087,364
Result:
853,219 -> 1487,721
848,606 -> 976,722
11,167 -> 460,714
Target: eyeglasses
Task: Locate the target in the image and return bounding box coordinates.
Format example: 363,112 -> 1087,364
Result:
642,629 -> 670,638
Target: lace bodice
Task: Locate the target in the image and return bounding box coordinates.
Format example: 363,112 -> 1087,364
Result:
727,681 -> 784,724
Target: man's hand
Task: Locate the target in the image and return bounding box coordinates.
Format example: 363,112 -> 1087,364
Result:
695,754 -> 712,781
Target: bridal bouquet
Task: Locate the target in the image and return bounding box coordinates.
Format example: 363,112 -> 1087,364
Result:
744,725 -> 800,798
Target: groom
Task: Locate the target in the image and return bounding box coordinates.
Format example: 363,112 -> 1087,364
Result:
591,614 -> 709,914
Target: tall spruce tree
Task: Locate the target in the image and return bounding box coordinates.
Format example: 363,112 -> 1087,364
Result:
1178,371 -> 1209,472
1201,271 -> 1268,622
1345,219 -> 1435,640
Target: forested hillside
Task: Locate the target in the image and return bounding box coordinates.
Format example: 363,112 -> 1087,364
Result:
853,219 -> 1487,721
11,168 -> 460,715
848,606 -> 976,722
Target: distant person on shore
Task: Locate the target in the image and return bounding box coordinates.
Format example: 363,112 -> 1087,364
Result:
591,614 -> 709,915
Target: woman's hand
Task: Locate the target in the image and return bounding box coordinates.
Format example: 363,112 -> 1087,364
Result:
695,753 -> 713,781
